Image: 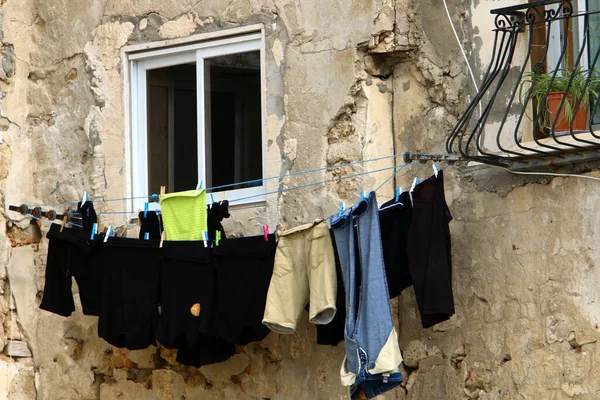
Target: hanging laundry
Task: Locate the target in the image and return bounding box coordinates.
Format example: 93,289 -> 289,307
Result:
313,229 -> 346,346
97,237 -> 161,350
207,199 -> 230,242
262,219 -> 337,334
213,234 -> 275,344
39,223 -> 104,317
380,191 -> 413,298
40,200 -> 103,317
315,192 -> 412,347
330,191 -> 403,399
175,335 -> 236,368
406,170 -> 454,328
156,242 -> 216,350
138,210 -> 163,240
160,189 -> 207,241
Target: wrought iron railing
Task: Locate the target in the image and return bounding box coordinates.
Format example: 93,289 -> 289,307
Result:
446,0 -> 600,169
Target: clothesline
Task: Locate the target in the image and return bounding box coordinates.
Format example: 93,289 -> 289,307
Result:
95,162 -> 428,215
22,152 -> 443,208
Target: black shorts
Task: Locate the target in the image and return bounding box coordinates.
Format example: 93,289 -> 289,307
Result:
40,224 -> 103,317
156,241 -> 215,349
98,237 -> 160,350
213,234 -> 275,345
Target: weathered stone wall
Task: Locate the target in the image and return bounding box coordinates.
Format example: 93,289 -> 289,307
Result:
0,0 -> 599,399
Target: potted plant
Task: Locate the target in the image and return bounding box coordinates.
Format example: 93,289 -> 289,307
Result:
519,67 -> 600,134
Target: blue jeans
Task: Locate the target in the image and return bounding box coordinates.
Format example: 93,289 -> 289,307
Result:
331,191 -> 403,398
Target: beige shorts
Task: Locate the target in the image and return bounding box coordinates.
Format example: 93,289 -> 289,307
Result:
262,219 -> 337,334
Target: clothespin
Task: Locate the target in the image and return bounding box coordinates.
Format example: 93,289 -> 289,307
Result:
159,186 -> 166,203
395,186 -> 402,203
215,231 -> 221,246
150,194 -> 159,203
210,194 -> 215,204
144,202 -> 149,218
144,232 -> 149,241
220,192 -> 226,204
60,214 -> 68,233
262,225 -> 269,241
433,163 -> 439,177
410,177 -> 419,192
81,191 -> 88,205
360,190 -> 366,201
103,226 -> 113,243
202,231 -> 208,248
410,178 -> 418,206
90,223 -> 98,240
159,231 -> 166,248
338,201 -> 345,217
195,180 -> 203,196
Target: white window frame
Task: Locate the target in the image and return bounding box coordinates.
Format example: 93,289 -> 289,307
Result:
126,29 -> 267,214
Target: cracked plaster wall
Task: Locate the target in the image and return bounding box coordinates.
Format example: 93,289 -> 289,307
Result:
0,0 -> 598,399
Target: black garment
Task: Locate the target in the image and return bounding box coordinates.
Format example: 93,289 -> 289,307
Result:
207,200 -> 230,241
380,191 -> 413,298
98,237 -> 161,350
213,234 -> 275,345
39,224 -> 103,317
156,242 -> 215,349
76,201 -> 98,238
407,171 -> 454,328
315,229 -> 346,346
138,210 -> 163,240
175,334 -> 236,367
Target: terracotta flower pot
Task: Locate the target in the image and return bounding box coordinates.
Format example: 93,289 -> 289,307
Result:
546,92 -> 588,132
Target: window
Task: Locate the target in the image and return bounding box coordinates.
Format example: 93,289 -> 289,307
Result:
128,32 -> 265,212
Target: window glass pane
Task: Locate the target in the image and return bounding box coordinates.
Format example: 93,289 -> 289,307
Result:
147,64 -> 198,193
588,0 -> 600,123
204,51 -> 262,191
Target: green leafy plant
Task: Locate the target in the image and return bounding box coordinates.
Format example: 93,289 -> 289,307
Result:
519,68 -> 600,131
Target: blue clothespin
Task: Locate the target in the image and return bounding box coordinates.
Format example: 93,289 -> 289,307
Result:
202,231 -> 208,248
90,223 -> 98,240
210,193 -> 215,204
81,191 -> 89,205
144,202 -> 149,218
338,201 -> 345,217
395,186 -> 402,203
150,194 -> 159,203
433,163 -> 439,177
360,190 -> 366,200
144,232 -> 149,241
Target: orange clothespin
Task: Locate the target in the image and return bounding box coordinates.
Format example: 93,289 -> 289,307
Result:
60,214 -> 68,232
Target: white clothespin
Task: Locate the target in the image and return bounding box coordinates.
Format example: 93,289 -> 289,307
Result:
433,163 -> 439,177
103,226 -> 113,243
409,178 -> 419,206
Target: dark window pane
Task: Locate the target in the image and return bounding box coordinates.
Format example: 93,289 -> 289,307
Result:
204,51 -> 262,191
146,63 -> 197,193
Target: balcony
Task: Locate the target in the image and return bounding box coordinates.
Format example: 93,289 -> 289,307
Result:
446,0 -> 600,170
